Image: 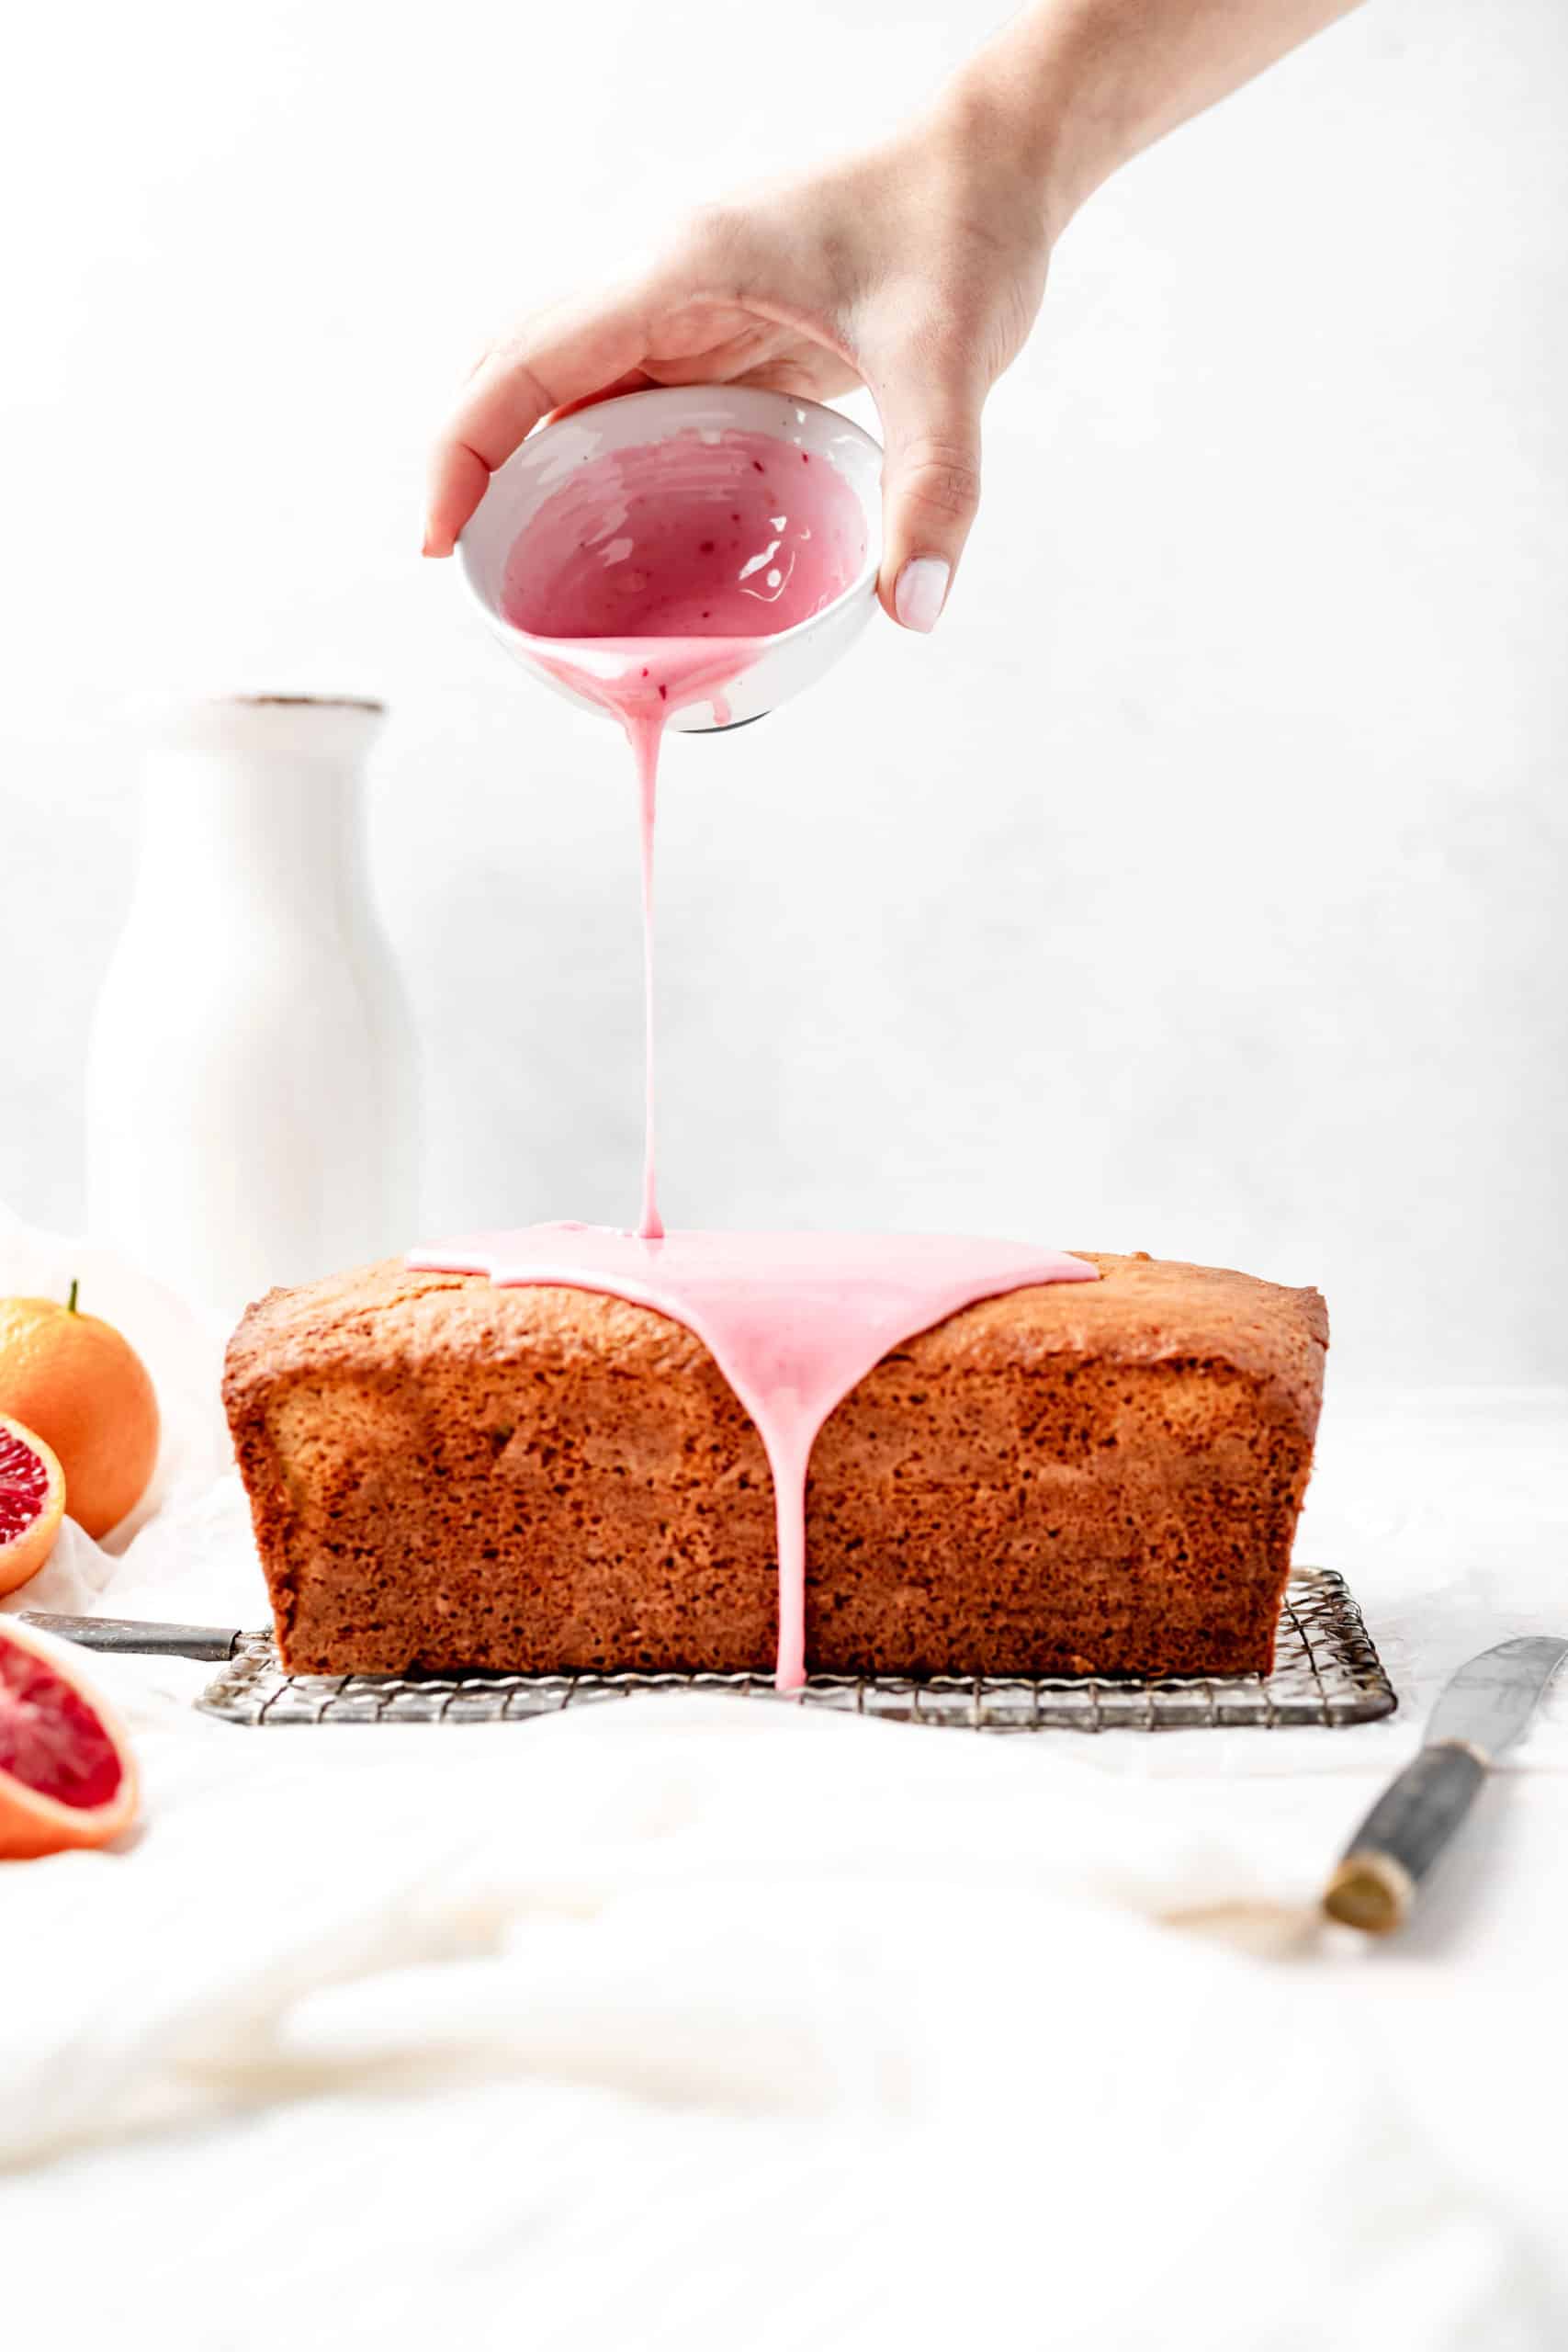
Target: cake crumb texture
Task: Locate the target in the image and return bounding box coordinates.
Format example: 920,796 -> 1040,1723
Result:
222,1252 -> 1327,1679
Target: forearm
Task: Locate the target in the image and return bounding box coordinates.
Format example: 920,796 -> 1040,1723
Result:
427,0 -> 1361,597
940,0 -> 1363,236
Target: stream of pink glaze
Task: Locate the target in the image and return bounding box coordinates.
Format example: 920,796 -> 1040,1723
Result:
442,428 -> 1099,1685
409,1226 -> 1099,1689
499,428 -> 870,1238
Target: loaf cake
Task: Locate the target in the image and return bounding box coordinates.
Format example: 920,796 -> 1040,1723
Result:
224,1251 -> 1326,1680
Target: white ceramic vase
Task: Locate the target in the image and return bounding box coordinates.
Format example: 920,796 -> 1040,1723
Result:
85,695 -> 418,1328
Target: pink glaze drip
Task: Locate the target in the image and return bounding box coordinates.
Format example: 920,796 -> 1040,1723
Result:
498,426 -> 869,1238
444,428 -> 1100,1686
632,720 -> 662,1239
408,1225 -> 1099,1688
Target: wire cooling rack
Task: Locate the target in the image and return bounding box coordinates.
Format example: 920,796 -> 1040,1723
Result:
196,1565 -> 1394,1733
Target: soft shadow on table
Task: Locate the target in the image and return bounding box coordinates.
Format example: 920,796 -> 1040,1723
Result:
1162,1779 -> 1518,1963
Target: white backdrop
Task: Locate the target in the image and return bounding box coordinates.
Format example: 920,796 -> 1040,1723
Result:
2,0 -> 1564,1383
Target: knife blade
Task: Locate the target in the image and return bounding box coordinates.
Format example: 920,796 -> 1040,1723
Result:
1324,1634 -> 1568,1935
17,1611 -> 243,1662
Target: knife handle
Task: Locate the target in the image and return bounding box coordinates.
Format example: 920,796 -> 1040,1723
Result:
1324,1740 -> 1488,1934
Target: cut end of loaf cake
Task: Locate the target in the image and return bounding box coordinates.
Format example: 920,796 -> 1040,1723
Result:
223,1251 -> 1327,1681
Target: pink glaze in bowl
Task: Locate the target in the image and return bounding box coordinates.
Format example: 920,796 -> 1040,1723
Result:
457,385 -> 884,733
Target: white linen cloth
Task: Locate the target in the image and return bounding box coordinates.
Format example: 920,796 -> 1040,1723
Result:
2,1211 -> 1566,2351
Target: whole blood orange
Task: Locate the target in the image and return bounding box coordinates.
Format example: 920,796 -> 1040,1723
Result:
0,1616 -> 139,1859
0,1283 -> 160,1539
0,1412 -> 65,1594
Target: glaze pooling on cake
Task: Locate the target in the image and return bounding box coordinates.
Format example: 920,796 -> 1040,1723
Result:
407,1225 -> 1099,1687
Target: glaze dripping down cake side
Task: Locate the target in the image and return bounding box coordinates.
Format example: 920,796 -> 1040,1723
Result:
223,1252 -> 1327,1680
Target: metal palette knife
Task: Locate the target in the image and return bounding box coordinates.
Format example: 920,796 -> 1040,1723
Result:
1324,1634 -> 1568,1935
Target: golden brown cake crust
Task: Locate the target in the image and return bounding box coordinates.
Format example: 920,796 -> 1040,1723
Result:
224,1251 -> 1327,1680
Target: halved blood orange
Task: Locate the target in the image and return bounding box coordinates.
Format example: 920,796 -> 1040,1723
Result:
0,1615 -> 139,1860
0,1411 -> 65,1595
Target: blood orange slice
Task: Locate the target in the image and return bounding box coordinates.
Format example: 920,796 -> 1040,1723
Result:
0,1411 -> 64,1595
0,1615 -> 139,1859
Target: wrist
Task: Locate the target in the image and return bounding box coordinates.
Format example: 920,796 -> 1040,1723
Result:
923,72 -> 1064,250
934,10 -> 1136,244
937,0 -> 1368,241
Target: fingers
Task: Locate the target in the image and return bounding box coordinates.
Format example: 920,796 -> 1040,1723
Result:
423,295 -> 653,555
538,368 -> 659,425
866,347 -> 986,632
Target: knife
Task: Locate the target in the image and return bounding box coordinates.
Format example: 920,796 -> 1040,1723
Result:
1324,1634 -> 1568,1935
17,1611 -> 243,1662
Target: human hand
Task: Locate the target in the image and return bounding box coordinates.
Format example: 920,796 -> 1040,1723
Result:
425,0 -> 1361,629
423,106 -> 1054,633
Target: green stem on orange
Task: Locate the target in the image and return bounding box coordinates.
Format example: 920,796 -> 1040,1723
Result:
66,1278 -> 79,1315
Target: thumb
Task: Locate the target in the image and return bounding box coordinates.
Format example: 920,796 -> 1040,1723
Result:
871,356 -> 985,633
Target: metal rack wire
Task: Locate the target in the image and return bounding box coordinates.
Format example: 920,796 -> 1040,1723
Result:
197,1564 -> 1394,1732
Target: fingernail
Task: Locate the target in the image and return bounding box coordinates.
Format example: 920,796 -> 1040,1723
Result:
895,556 -> 951,634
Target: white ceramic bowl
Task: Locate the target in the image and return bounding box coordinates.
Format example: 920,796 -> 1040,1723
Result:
457,385 -> 884,732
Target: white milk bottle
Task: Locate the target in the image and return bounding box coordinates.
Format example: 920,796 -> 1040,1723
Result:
85,695 -> 418,1327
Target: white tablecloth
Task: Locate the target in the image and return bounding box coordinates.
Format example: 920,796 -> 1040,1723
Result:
2,1212 -> 1565,2351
